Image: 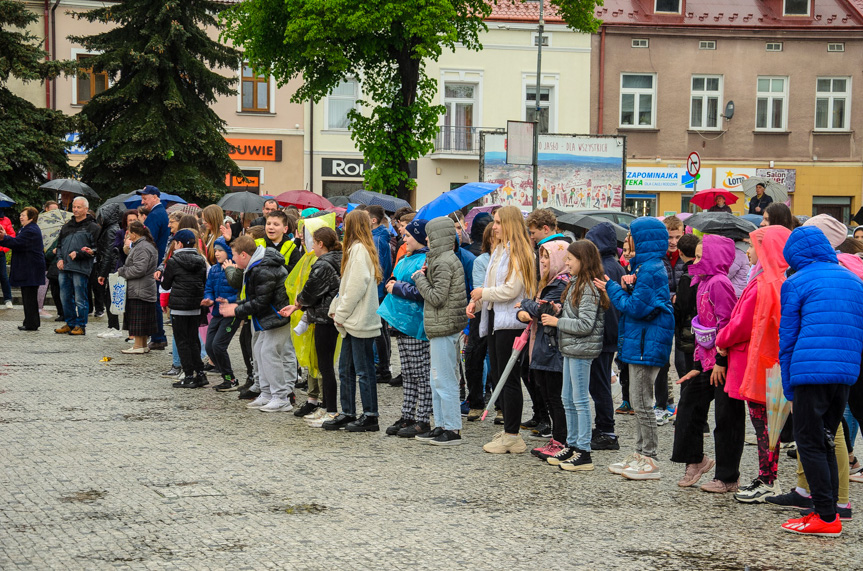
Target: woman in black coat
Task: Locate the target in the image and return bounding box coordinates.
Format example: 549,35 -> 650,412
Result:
0,207 -> 46,331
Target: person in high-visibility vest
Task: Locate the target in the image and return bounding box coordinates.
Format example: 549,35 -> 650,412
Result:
254,211 -> 302,274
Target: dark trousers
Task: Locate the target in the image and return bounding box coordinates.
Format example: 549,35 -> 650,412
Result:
535,369 -> 565,443
173,314 -> 204,377
524,368 -> 547,422
48,276 -> 63,317
794,383 -> 851,521
374,314 -> 391,379
488,323 -> 523,435
98,280 -> 119,330
590,352 -> 616,434
0,255 -> 11,302
206,315 -> 239,379
618,358 -> 629,402
315,322 -> 339,412
20,285 -> 39,330
239,319 -> 253,378
671,370 -> 746,482
89,266 -> 105,313
674,350 -> 694,383
463,315 -> 487,409
655,361 -> 670,408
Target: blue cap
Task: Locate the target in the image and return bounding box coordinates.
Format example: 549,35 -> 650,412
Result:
137,185 -> 161,197
172,229 -> 196,248
405,219 -> 428,245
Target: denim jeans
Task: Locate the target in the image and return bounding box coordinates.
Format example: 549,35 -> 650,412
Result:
562,356 -> 593,451
339,334 -> 378,417
58,271 -> 89,328
429,333 -> 462,431
0,254 -> 11,302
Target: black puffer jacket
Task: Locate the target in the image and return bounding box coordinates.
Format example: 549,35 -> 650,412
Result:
235,247 -> 291,331
96,203 -> 124,278
297,250 -> 342,325
162,249 -> 208,311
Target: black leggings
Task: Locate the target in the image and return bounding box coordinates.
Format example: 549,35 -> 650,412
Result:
534,369 -> 565,443
239,319 -> 253,378
488,320 -> 524,435
315,322 -> 339,412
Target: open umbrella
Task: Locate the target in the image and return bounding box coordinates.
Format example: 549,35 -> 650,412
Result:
765,364 -> 792,451
274,190 -> 333,210
740,213 -> 763,227
36,208 -> 71,251
167,203 -> 202,216
124,192 -> 187,209
328,195 -> 351,207
40,178 -> 99,199
0,192 -> 16,209
415,182 -> 500,221
348,189 -> 411,213
742,177 -> 789,203
689,188 -> 739,210
465,205 -> 499,232
102,192 -> 137,206
217,191 -> 268,213
481,323 -> 532,421
557,212 -> 629,242
685,212 -> 758,241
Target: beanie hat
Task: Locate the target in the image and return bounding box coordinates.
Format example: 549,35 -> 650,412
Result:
803,214 -> 847,248
405,219 -> 428,245
173,229 -> 196,248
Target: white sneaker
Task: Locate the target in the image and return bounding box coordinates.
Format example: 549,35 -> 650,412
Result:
39,311 -> 52,319
246,395 -> 270,409
308,412 -> 337,428
98,328 -> 124,339
609,452 -> 642,475
656,410 -> 672,426
5,300 -> 12,309
622,456 -> 662,480
259,398 -> 293,413
305,407 -> 327,421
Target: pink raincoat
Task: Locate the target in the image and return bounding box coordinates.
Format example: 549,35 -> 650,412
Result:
689,234 -> 737,371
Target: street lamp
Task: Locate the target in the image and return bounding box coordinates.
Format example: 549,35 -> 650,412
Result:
531,0 -> 544,212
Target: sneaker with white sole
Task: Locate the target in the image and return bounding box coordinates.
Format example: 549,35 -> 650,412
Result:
4,300 -> 12,309
305,408 -> 328,422
734,478 -> 781,503
655,408 -> 672,426
622,456 -> 661,480
98,328 -> 124,339
259,398 -> 293,413
246,395 -> 270,409
609,452 -> 642,475
308,412 -> 338,428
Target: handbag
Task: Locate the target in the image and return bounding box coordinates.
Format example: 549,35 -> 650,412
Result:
108,272 -> 127,313
690,314 -> 717,350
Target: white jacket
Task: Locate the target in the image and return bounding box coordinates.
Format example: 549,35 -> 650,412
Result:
329,243 -> 380,338
479,244 -> 527,337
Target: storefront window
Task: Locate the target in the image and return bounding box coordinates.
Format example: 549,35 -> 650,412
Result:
625,194 -> 657,217
812,196 -> 851,224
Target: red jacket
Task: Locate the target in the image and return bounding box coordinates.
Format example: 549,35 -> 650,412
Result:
0,217 -> 16,254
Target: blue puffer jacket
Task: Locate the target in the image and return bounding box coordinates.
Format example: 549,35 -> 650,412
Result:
204,237 -> 238,317
373,225 -> 393,299
779,227 -> 863,400
605,217 -> 674,367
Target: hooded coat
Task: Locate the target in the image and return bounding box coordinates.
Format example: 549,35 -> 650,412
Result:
298,250 -> 343,325
235,246 -> 291,331
467,213 -> 492,257
716,226 -> 790,403
586,222 -> 624,352
727,242 -> 750,298
162,248 -> 208,312
372,224 -> 393,299
203,237 -> 238,317
779,226 -> 863,400
605,217 -> 674,367
689,234 -> 737,371
520,239 -> 569,371
96,203 -> 124,279
379,247 -> 427,340
413,217 -> 468,338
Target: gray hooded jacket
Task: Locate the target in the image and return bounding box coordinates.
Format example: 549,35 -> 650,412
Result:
557,283 -> 605,359
413,217 -> 468,338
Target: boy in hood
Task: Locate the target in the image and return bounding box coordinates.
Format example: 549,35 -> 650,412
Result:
203,237 -> 240,392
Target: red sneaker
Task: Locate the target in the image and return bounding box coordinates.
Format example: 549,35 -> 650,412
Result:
781,512 -> 842,537
531,439 -> 564,460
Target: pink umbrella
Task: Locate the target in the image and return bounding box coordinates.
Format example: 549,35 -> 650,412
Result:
274,190 -> 333,210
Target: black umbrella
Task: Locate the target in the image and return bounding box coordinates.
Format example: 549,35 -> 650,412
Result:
40,178 -> 100,199
328,195 -> 351,207
556,212 -> 629,242
349,189 -> 411,213
685,212 -> 758,241
217,191 -> 268,213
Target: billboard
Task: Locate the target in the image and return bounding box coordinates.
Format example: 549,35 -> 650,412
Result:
480,133 -> 626,210
625,167 -> 713,192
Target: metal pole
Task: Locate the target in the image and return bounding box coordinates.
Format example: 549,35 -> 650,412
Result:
532,0 -> 544,212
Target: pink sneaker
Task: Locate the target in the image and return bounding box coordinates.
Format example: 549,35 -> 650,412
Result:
531,439 -> 564,460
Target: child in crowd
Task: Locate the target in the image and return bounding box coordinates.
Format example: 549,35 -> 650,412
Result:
614,234 -> 635,415
544,240 -> 607,471
655,216 -> 685,425
162,229 -> 208,388
324,210 -> 383,432
235,224 -> 267,398
413,217 -> 469,446
380,219 -> 431,438
464,222 -> 495,421
672,234 -> 700,386
203,237 -> 240,392
595,218 -> 674,480
517,239 -> 570,459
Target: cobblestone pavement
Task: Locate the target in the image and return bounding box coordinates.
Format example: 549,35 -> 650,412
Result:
0,308 -> 860,570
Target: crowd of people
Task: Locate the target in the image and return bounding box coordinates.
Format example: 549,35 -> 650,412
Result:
2,187 -> 863,538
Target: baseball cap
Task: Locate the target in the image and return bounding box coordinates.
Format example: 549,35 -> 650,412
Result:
137,185 -> 161,197
173,229 -> 196,248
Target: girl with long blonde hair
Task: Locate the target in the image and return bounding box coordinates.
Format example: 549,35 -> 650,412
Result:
200,205 -> 224,265
468,205 -> 537,454
325,210 -> 384,432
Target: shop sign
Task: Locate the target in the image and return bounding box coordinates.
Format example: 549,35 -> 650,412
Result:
322,158 -> 417,178
756,168 -> 796,193
719,168 -> 757,191
225,169 -> 261,192
226,138 -> 282,162
625,167 -> 713,192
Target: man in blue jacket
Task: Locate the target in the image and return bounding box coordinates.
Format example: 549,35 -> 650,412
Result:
778,226 -> 863,537
140,185 -> 170,350
368,205 -> 394,383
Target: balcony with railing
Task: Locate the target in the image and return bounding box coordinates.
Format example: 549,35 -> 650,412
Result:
432,125 -> 497,157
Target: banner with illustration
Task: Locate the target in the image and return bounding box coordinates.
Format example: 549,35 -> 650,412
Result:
480,133 -> 625,210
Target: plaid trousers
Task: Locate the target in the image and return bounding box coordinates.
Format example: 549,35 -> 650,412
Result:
397,335 -> 432,423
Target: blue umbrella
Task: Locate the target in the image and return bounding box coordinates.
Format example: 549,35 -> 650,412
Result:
124,192 -> 187,209
0,192 -> 16,209
740,213 -> 763,227
415,182 -> 500,221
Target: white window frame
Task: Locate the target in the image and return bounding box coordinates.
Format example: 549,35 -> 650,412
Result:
631,39 -> 649,48
441,81 -> 479,151
755,76 -> 789,132
783,0 -> 810,16
699,40 -> 716,50
531,32 -> 551,47
766,42 -> 783,52
324,78 -> 360,131
828,43 -> 845,52
521,74 -> 559,134
814,77 -> 851,132
654,0 -> 681,13
619,73 -> 657,129
689,75 -> 723,131
71,48 -> 110,105
236,62 -> 276,114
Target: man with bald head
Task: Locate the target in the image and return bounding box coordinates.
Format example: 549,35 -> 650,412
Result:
54,197 -> 101,335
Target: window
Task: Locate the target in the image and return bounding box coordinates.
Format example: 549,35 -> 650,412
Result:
526,86 -> 552,134
620,73 -> 656,128
241,63 -> 270,113
327,79 -> 358,130
815,77 -> 850,131
766,42 -> 783,52
532,32 -> 550,47
441,83 -> 477,151
784,0 -> 809,16
756,77 -> 788,131
655,0 -> 681,13
828,43 -> 845,52
76,54 -> 108,104
812,196 -> 851,223
632,39 -> 649,48
690,75 -> 722,130
699,40 -> 716,50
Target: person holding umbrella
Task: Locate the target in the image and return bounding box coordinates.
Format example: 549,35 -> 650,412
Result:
0,207 -> 45,330
709,196 -> 733,213
748,183 -> 773,214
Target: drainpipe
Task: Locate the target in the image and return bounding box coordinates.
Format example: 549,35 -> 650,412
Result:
44,0 -> 51,108
51,0 -> 61,110
308,100 -> 314,193
597,25 -> 606,133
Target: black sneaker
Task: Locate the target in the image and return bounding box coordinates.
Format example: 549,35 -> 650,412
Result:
787,448 -> 798,459
161,365 -> 182,378
534,422 -> 552,439
193,372 -> 209,387
560,450 -> 594,471
94,310 -> 105,318
173,377 -> 202,389
376,373 -> 392,385
293,401 -> 320,418
429,430 -> 463,446
203,362 -> 216,372
415,427 -> 445,442
493,410 -> 504,425
800,506 -> 853,521
295,379 -> 309,390
591,433 -> 621,451
346,414 -> 380,432
323,413 -> 356,431
398,421 -> 431,438
386,417 -> 414,436
238,388 -> 260,400
388,373 -> 403,387
521,417 -> 541,430
214,377 -> 240,392
546,446 -> 577,466
765,490 -> 814,510
288,392 -> 296,406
